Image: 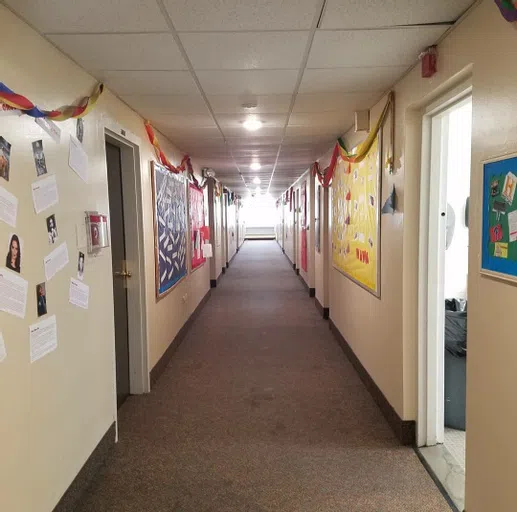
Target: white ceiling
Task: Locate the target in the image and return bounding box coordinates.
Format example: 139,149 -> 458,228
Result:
5,0 -> 476,197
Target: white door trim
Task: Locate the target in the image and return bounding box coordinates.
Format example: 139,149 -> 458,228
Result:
104,126 -> 150,397
417,83 -> 472,447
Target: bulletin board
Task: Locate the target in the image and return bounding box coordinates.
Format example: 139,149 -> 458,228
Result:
151,162 -> 187,298
481,153 -> 517,282
188,183 -> 206,271
332,135 -> 381,297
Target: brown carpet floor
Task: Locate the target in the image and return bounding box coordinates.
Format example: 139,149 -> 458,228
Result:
77,241 -> 451,512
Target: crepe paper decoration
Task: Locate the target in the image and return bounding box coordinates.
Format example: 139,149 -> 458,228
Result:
0,82 -> 103,120
381,185 -> 397,215
312,92 -> 394,188
495,0 -> 517,23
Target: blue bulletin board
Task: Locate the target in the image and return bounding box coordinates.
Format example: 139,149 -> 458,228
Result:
481,154 -> 517,282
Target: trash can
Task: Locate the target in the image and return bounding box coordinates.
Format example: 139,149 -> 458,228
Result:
444,299 -> 467,431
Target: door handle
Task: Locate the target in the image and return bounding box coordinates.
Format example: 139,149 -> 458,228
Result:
114,270 -> 132,278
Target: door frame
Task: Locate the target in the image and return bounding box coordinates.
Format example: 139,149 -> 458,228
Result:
103,121 -> 149,397
417,82 -> 472,447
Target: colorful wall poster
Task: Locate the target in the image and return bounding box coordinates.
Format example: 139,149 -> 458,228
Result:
481,154 -> 517,281
151,162 -> 187,298
189,183 -> 206,271
300,180 -> 308,272
332,136 -> 381,297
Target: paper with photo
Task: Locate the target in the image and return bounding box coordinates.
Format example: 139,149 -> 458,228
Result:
31,174 -> 58,214
44,242 -> 69,281
509,210 -> 517,242
69,278 -> 89,309
202,243 -> 213,258
0,267 -> 28,318
30,315 -> 57,363
0,185 -> 17,227
69,135 -> 88,183
35,117 -> 61,143
0,332 -> 6,362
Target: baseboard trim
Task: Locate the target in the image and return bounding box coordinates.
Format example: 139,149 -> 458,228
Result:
222,266 -> 226,274
329,319 -> 416,446
210,279 -> 217,288
309,288 -> 316,298
315,298 -> 330,319
150,289 -> 212,388
53,422 -> 116,512
298,273 -> 309,292
245,237 -> 276,241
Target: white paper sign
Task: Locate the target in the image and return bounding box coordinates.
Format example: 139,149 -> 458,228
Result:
509,210 -> 517,243
0,332 -> 6,363
69,278 -> 89,309
0,185 -> 18,227
31,174 -> 59,214
44,242 -> 69,281
35,117 -> 61,143
30,315 -> 57,363
0,104 -> 22,117
202,243 -> 213,258
69,135 -> 88,183
0,267 -> 28,318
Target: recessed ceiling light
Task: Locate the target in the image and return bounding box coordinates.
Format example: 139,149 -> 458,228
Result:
250,162 -> 261,171
255,186 -> 261,193
241,102 -> 258,110
253,177 -> 261,185
243,116 -> 262,132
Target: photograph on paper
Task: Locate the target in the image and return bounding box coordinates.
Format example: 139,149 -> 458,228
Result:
0,136 -> 11,182
5,233 -> 22,273
31,174 -> 59,215
0,267 -> 28,318
76,118 -> 84,143
36,282 -> 47,317
32,140 -> 48,176
44,242 -> 69,281
77,251 -> 85,280
30,315 -> 57,363
46,214 -> 58,244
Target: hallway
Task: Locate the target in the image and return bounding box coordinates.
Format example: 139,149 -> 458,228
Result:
77,241 -> 449,512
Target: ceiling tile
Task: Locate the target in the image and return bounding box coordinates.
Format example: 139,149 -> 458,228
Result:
197,70 -> 299,95
308,27 -> 448,68
180,32 -> 309,70
5,0 -> 169,33
293,92 -> 380,113
164,0 -> 321,31
147,114 -> 217,129
121,95 -> 209,115
285,125 -> 343,138
208,94 -> 291,114
99,71 -> 197,95
320,0 -> 475,29
299,66 -> 408,94
47,33 -> 187,72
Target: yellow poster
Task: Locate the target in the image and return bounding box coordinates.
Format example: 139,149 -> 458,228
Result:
332,136 -> 381,296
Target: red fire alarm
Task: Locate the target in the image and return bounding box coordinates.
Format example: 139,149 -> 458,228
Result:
421,46 -> 437,78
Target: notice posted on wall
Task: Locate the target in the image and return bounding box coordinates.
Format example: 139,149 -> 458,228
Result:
0,331 -> 6,363
202,243 -> 213,258
0,267 -> 28,318
35,117 -> 61,144
44,242 -> 69,281
31,174 -> 59,215
0,184 -> 18,227
69,135 -> 88,183
69,278 -> 89,309
30,314 -> 57,363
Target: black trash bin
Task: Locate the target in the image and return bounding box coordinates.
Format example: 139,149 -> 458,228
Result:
444,299 -> 467,431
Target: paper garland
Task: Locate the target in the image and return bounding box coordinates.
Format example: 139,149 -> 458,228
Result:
311,92 -> 394,189
0,82 -> 104,120
495,0 -> 517,22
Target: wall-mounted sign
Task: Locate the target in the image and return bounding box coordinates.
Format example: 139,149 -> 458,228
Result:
85,211 -> 109,255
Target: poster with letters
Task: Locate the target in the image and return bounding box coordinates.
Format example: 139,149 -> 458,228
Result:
481,154 -> 517,282
151,162 -> 187,298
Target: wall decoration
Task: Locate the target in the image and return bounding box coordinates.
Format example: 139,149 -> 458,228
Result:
0,136 -> 11,182
85,211 -> 109,255
301,181 -> 308,272
315,184 -> 321,253
495,0 -> 517,26
189,183 -> 206,271
151,162 -> 187,298
481,154 -> 517,282
332,135 -> 382,297
32,140 -> 47,176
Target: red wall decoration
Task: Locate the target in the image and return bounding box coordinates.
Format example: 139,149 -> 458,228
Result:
301,181 -> 308,272
189,183 -> 207,271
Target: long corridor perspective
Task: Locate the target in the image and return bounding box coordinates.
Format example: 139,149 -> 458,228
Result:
77,241 -> 450,512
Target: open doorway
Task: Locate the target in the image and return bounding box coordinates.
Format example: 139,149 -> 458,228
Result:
104,128 -> 149,412
418,90 -> 472,512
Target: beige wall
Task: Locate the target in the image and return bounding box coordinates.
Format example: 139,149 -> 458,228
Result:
0,6 -> 210,511
283,198 -> 295,264
226,202 -> 237,263
209,182 -> 224,281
